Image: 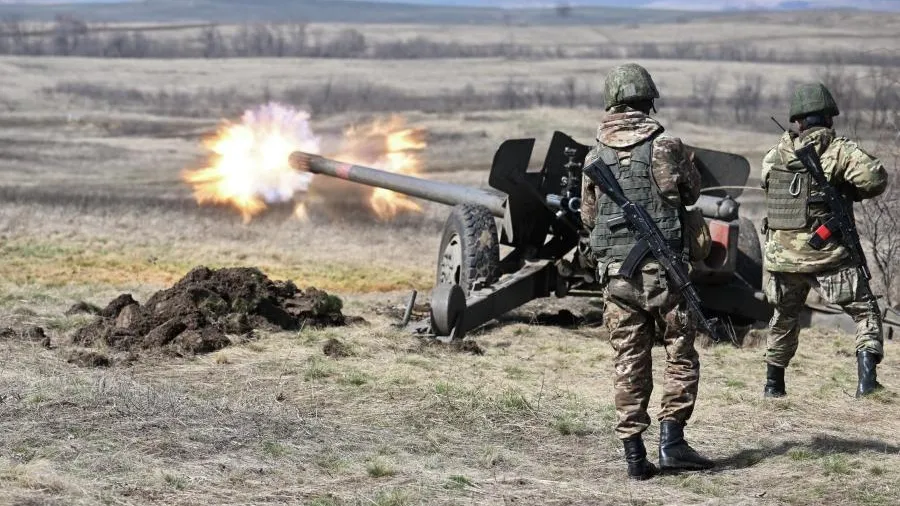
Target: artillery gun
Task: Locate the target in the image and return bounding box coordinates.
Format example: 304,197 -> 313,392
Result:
290,131 -> 776,341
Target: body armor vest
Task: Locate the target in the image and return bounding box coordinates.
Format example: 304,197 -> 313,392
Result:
589,138 -> 682,267
765,140 -> 832,231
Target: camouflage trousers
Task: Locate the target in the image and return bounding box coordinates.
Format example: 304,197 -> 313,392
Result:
603,262 -> 700,440
765,267 -> 883,368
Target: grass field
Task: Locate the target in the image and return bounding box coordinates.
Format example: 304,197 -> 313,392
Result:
0,8 -> 898,506
1,297 -> 898,505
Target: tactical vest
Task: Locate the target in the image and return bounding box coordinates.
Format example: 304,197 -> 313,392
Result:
764,138 -> 832,231
589,138 -> 682,268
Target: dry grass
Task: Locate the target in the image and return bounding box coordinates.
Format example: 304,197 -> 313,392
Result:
0,55 -> 879,104
0,235 -> 432,293
311,13 -> 900,54
0,12 -> 898,506
0,301 -> 897,505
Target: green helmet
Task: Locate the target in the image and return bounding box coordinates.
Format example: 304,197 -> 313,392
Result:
603,63 -> 660,110
789,83 -> 839,122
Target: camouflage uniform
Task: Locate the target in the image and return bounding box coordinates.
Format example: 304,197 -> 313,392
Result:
581,106 -> 703,440
762,127 -> 887,368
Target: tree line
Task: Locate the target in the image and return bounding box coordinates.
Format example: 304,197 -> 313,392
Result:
2,15 -> 898,67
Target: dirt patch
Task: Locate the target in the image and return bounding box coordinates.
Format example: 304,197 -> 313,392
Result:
452,339 -> 485,355
65,301 -> 102,316
1,326 -> 52,348
71,266 -> 347,357
412,337 -> 485,356
66,348 -> 111,368
497,309 -> 600,328
323,338 -> 353,358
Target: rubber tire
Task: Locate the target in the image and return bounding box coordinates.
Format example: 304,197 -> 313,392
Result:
736,217 -> 763,291
435,204 -> 501,295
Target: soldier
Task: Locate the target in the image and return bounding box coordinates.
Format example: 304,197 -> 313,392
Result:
581,63 -> 714,480
762,83 -> 887,399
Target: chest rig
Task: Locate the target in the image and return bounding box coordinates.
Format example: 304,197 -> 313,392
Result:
589,137 -> 682,272
765,137 -> 833,231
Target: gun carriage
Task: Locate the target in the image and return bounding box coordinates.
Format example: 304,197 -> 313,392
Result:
289,132 -> 897,341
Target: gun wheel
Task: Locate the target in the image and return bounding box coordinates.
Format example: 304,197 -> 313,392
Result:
430,283 -> 467,341
435,204 -> 501,295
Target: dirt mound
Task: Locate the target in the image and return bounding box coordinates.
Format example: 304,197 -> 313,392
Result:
72,266 -> 346,357
322,338 -> 353,358
0,325 -> 52,348
65,301 -> 102,316
66,348 -> 111,368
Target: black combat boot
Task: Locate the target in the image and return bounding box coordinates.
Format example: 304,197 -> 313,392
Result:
622,436 -> 658,480
658,421 -> 714,471
856,351 -> 883,398
764,364 -> 787,398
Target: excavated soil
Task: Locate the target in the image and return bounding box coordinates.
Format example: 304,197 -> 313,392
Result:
72,266 -> 346,357
1,325 -> 52,348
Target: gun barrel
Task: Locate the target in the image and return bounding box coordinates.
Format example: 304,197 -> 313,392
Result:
289,151 -> 507,217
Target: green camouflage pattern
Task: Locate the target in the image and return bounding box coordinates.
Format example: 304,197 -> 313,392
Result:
762,128 -> 887,273
603,63 -> 660,110
588,139 -> 682,270
789,82 -> 840,121
765,268 -> 883,367
581,107 -> 701,232
581,106 -> 703,440
604,263 -> 700,439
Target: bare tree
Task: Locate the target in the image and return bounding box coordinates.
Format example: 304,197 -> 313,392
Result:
321,28 -> 366,58
858,81 -> 900,306
816,63 -> 863,134
500,78 -> 521,110
731,73 -> 764,123
690,73 -> 719,122
533,82 -> 546,107
0,15 -> 25,54
52,14 -> 87,56
859,187 -> 900,307
868,66 -> 900,129
201,26 -> 225,58
858,146 -> 900,307
287,23 -> 308,56
562,77 -> 577,108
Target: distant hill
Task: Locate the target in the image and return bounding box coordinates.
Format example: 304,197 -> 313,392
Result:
0,0 -> 691,24
359,0 -> 900,10
0,0 -> 895,24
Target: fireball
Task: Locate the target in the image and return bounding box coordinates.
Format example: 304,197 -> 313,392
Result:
184,104 -> 427,222
338,116 -> 427,220
183,104 -> 319,222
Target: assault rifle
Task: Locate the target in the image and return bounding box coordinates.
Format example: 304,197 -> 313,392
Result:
583,158 -> 732,344
793,144 -> 874,293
